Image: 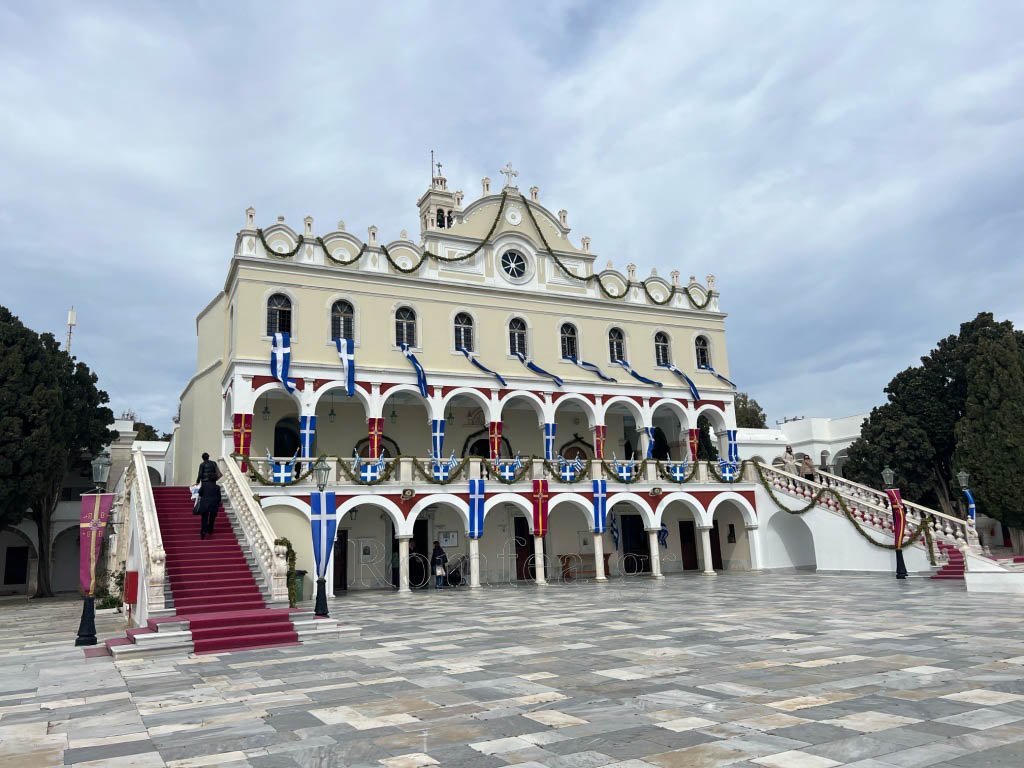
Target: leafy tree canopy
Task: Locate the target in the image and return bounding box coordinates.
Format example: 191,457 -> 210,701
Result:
734,392 -> 768,429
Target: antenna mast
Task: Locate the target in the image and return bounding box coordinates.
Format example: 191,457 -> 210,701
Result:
65,306 -> 77,354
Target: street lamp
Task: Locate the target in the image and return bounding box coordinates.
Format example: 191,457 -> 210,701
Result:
313,457 -> 331,617
76,451 -> 113,647
881,466 -> 908,579
91,452 -> 112,491
956,469 -> 976,524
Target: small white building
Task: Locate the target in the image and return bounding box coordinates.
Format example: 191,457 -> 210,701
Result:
735,414 -> 866,476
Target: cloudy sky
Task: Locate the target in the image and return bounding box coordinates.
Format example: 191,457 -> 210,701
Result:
2,1 -> 1022,431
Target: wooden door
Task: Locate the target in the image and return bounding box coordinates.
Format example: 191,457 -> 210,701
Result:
333,530 -> 348,594
514,516 -> 534,580
678,521 -> 699,571
710,520 -> 723,571
621,514 -> 651,574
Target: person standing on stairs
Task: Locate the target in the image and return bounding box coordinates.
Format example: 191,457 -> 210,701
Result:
195,452 -> 223,540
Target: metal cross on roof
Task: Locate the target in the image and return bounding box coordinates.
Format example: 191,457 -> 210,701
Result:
500,162 -> 518,187
435,161 -> 443,177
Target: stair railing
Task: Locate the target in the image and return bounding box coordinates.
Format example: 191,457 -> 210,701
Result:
219,455 -> 289,603
125,446 -> 166,623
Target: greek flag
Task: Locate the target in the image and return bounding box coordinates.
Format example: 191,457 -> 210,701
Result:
726,429 -> 739,463
566,355 -> 616,383
334,337 -> 356,397
469,479 -> 485,538
611,359 -> 663,388
612,453 -> 635,482
458,348 -> 507,387
592,479 -> 608,533
718,459 -> 739,481
558,454 -> 585,482
963,488 -> 976,522
430,419 -> 445,460
310,491 -> 338,580
662,364 -> 701,400
270,332 -> 296,393
432,451 -> 457,482
610,513 -> 619,549
699,363 -> 737,389
515,352 -> 563,387
497,452 -> 523,481
400,342 -> 429,398
658,522 -> 669,549
299,415 -> 316,468
543,422 -> 556,460
266,448 -> 298,484
643,426 -> 655,458
359,452 -> 386,483
665,460 -> 689,482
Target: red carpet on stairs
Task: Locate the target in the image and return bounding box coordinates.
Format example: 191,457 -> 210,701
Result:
931,541 -> 966,581
152,486 -> 298,653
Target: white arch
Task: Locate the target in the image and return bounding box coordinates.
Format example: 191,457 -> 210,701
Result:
498,390 -> 546,426
310,381 -> 372,415
649,398 -> 691,431
252,381 -> 302,410
484,492 -> 534,533
378,385 -> 434,421
706,491 -> 758,528
607,492 -> 655,528
441,387 -> 495,423
654,492 -> 710,528
601,396 -> 646,427
694,402 -> 727,429
408,493 -> 470,534
551,394 -> 597,429
548,492 -> 595,529
260,495 -> 311,516
337,495 -> 408,536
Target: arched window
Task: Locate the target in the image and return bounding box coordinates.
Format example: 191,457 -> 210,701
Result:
695,336 -> 711,368
560,323 -> 578,359
655,331 -> 671,367
436,209 -> 446,229
266,293 -> 291,336
608,327 -> 625,362
509,318 -> 528,356
331,300 -> 354,340
454,312 -> 474,352
395,307 -> 417,347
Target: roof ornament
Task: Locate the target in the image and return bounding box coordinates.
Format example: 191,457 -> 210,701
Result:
500,162 -> 519,188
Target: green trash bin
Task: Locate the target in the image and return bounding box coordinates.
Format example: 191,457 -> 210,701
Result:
292,570 -> 308,603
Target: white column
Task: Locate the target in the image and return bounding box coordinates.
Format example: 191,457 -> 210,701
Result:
593,532 -> 607,581
647,530 -> 664,578
398,536 -> 411,593
533,535 -> 547,585
698,526 -> 716,576
469,537 -> 481,588
746,524 -> 762,571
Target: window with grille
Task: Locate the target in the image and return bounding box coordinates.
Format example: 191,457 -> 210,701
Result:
655,331 -> 671,367
509,318 -> 528,356
454,312 -> 474,352
695,336 -> 711,368
608,327 -> 625,362
560,323 -> 578,359
331,300 -> 354,340
267,293 -> 292,336
395,306 -> 417,347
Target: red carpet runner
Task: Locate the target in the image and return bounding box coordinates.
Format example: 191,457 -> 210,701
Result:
152,486 -> 298,653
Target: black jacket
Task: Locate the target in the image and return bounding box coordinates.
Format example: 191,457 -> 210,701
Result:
196,459 -> 220,484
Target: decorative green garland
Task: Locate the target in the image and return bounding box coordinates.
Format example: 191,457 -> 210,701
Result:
335,456 -> 398,486
542,459 -> 591,484
410,457 -> 471,484
706,459 -> 750,485
274,537 -> 298,607
656,460 -> 700,484
482,457 -> 533,485
600,459 -> 650,485
235,453 -> 320,486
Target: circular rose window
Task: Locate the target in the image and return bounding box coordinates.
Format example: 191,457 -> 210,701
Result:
500,250 -> 527,279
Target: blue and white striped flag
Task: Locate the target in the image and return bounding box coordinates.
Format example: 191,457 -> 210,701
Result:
612,453 -> 635,482
666,461 -> 689,482
963,488 -> 976,521
592,479 -> 607,533
543,422 -> 556,460
360,452 -> 386,482
699,363 -> 737,389
643,426 -> 655,459
557,454 -> 585,482
726,429 -> 739,463
566,355 -> 616,383
310,491 -> 338,580
266,448 -> 298,484
400,342 -> 429,398
515,352 -> 563,387
469,479 -> 485,538
611,359 -> 662,388
458,348 -> 507,387
497,452 -> 523,481
658,522 -> 669,549
718,459 -> 738,481
432,451 -> 457,482
662,364 -> 701,400
334,337 -> 356,397
299,415 -> 316,468
271,332 -> 296,393
430,419 -> 445,460
610,513 -> 619,549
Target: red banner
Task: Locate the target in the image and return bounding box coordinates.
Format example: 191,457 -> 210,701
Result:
593,425 -> 606,459
488,421 -> 503,460
532,480 -> 549,537
688,429 -> 699,461
367,417 -> 384,457
886,488 -> 907,550
233,413 -> 252,471
79,494 -> 114,596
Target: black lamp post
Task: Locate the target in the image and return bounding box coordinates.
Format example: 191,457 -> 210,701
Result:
76,452 -> 112,646
881,466 -> 908,580
313,457 -> 332,617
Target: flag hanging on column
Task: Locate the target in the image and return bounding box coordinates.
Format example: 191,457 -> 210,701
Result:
543,422 -> 556,460
469,479 -> 485,539
299,415 -> 316,469
335,337 -> 355,397
271,332 -> 297,393
688,428 -> 699,462
592,479 -> 607,533
488,421 -> 503,460
593,425 -> 607,459
726,429 -> 738,463
532,479 -> 549,537
311,491 -> 338,580
367,417 -> 384,457
430,419 -> 445,460
400,343 -> 429,397
643,426 -> 655,458
886,488 -> 907,549
79,493 -> 115,596
233,413 -> 253,471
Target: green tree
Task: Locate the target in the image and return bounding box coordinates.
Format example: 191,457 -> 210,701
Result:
0,306 -> 116,596
696,415 -> 720,461
954,323 -> 1024,529
132,421 -> 171,441
734,392 -> 768,429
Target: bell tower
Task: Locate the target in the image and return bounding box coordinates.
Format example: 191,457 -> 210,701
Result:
417,156 -> 461,235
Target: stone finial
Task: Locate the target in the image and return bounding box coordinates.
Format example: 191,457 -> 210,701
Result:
454,191 -> 464,208
558,209 -> 568,227
400,229 -> 408,240
627,263 -> 637,281
276,215 -> 285,223
606,259 -> 614,270
530,186 -> 539,202
245,206 -> 255,228
581,236 -> 591,254
304,216 -> 313,236
337,219 -> 346,231
368,225 -> 378,246
670,270 -> 680,287
706,273 -> 717,290
650,267 -> 658,277
482,177 -> 491,195
688,275 -> 697,286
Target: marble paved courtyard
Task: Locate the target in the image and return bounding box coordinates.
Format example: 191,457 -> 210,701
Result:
3,573 -> 1024,768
